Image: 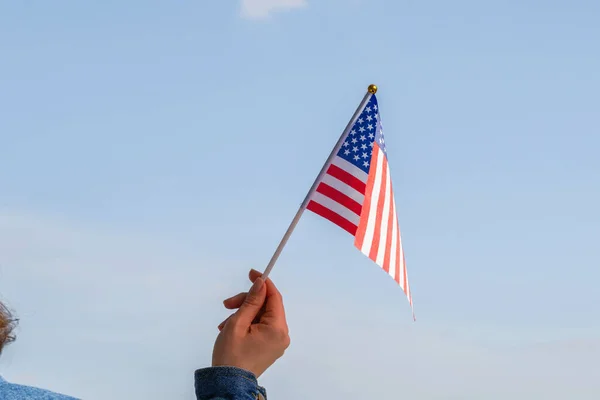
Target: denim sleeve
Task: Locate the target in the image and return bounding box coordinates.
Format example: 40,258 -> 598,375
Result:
195,366 -> 267,400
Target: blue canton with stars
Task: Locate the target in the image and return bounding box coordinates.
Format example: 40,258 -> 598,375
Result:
337,95 -> 387,174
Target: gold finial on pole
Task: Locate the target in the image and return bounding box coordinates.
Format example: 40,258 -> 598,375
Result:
368,84 -> 378,94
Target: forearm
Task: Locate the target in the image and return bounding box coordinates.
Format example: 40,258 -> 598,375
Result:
195,366 -> 267,400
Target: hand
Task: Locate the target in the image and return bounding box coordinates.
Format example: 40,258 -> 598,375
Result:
212,269 -> 290,378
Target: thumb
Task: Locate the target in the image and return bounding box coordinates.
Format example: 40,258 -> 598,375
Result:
234,278 -> 266,327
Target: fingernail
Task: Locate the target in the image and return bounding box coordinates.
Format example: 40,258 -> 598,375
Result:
250,278 -> 264,293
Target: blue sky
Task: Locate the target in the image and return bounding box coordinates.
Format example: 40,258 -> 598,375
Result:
1,0 -> 599,398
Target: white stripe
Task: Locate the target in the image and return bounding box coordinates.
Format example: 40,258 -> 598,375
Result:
310,191 -> 360,226
388,197 -> 398,281
331,156 -> 369,183
321,174 -> 365,205
375,165 -> 392,266
399,240 -> 406,292
359,148 -> 384,256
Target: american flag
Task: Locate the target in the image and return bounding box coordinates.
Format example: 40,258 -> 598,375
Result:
306,95 -> 413,313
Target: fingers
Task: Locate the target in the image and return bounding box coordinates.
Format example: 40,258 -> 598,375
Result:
248,269 -> 263,281
218,314 -> 233,331
248,270 -> 290,347
223,270 -> 281,312
223,292 -> 247,309
249,270 -> 281,301
221,270 -> 286,331
248,269 -> 286,325
232,278 -> 266,328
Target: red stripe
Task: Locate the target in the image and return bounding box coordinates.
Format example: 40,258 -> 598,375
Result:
368,154 -> 388,261
354,149 -> 380,247
315,183 -> 362,216
382,190 -> 395,273
307,200 -> 357,235
327,164 -> 366,194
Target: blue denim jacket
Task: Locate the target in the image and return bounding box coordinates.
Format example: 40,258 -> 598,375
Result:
1,367 -> 266,399
195,367 -> 267,400
0,375 -> 78,399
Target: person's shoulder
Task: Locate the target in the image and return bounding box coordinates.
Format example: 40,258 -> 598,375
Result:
0,380 -> 78,400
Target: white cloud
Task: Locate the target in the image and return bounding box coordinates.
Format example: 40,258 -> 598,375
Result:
240,0 -> 307,19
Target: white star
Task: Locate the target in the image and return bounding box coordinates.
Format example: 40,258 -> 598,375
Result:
350,129 -> 356,135
373,104 -> 378,110
361,143 -> 367,150
365,106 -> 371,112
359,126 -> 366,133
368,132 -> 374,139
369,142 -> 374,147
354,155 -> 360,161
343,141 -> 349,147
351,137 -> 358,144
352,146 -> 359,152
375,114 -> 379,120
344,149 -> 350,155
359,135 -> 366,141
363,161 -> 369,168
358,118 -> 364,124
366,115 -> 373,122
379,138 -> 384,144
362,152 -> 369,158
367,124 -> 374,131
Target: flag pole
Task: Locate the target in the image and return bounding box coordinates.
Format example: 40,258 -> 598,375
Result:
261,84 -> 378,279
